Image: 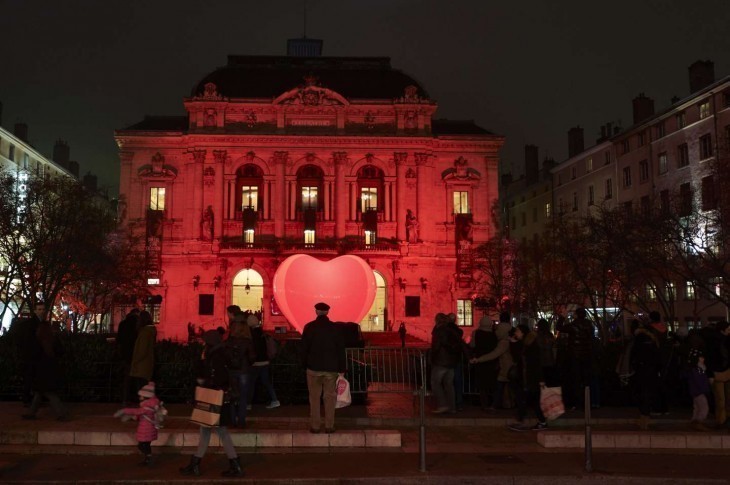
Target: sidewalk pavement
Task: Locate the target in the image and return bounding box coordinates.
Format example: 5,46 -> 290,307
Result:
1,397 -> 729,483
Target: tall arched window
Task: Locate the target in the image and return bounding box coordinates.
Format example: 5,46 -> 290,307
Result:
357,165 -> 384,216
235,164 -> 264,218
296,164 -> 324,213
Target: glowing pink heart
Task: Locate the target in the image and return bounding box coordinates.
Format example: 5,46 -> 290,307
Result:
272,254 -> 376,332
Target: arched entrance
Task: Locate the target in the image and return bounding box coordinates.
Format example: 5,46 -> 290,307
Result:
360,271 -> 387,331
232,268 -> 264,313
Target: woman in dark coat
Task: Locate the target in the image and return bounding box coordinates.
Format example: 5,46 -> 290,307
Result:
508,324 -> 547,431
180,330 -> 243,477
631,324 -> 661,430
22,321 -> 68,420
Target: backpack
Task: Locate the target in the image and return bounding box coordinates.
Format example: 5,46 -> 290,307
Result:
223,342 -> 245,371
142,401 -> 168,429
265,334 -> 279,361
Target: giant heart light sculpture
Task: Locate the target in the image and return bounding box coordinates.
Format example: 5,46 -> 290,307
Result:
272,254 -> 376,332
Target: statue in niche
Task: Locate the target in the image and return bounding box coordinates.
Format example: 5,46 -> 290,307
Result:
201,205 -> 214,241
405,209 -> 419,243
404,110 -> 417,129
204,109 -> 216,127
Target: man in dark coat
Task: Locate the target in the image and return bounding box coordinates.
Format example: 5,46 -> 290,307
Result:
508,324 -> 547,431
117,309 -> 139,405
430,313 -> 462,414
301,302 -> 346,433
21,320 -> 68,420
631,323 -> 661,430
17,303 -> 45,406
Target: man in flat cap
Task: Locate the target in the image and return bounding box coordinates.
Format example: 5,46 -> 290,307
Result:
301,302 -> 346,433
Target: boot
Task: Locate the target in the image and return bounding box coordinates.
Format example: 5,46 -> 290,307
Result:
221,457 -> 243,477
179,455 -> 201,476
139,454 -> 152,466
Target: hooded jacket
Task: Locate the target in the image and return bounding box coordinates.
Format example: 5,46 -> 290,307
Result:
472,324 -> 514,382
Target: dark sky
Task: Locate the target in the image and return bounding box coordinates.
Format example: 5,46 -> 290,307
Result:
1,0 -> 729,194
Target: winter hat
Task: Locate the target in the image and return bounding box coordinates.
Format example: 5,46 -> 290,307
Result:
138,381 -> 156,398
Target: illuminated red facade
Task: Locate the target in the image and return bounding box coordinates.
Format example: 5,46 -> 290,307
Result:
115,55 -> 503,341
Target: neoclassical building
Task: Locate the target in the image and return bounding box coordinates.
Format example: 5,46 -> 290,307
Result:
116,55 -> 503,341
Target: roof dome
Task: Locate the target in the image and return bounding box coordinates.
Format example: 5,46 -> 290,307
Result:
190,56 -> 429,101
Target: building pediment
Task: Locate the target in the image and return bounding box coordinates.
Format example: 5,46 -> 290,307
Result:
273,75 -> 349,107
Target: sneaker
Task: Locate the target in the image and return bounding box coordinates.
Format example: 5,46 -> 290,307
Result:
531,422 -> 548,431
266,400 -> 280,409
508,422 -> 528,432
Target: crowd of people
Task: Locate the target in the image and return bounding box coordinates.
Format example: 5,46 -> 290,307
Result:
430,308 -> 730,433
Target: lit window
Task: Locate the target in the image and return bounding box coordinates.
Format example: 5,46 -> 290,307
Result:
456,299 -> 473,326
302,186 -> 318,210
699,101 -> 711,119
665,282 -> 676,300
586,158 -> 593,172
710,277 -> 722,297
241,185 -> 258,211
149,187 -> 166,211
361,187 -> 378,212
686,281 -> 696,300
453,191 -> 469,214
646,284 -> 657,301
244,229 -> 255,245
605,179 -> 613,199
304,229 -> 316,245
622,167 -> 631,188
545,202 -> 551,218
658,153 -> 668,174
364,230 -> 376,246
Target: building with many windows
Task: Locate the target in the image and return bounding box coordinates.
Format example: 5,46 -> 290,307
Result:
116,54 -> 503,341
502,60 -> 730,329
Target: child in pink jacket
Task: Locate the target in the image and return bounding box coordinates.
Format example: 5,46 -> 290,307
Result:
114,381 -> 164,465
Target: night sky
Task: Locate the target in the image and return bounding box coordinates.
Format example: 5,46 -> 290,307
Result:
1,0 -> 728,195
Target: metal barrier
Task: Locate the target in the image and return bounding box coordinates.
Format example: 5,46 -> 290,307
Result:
345,347 -> 428,473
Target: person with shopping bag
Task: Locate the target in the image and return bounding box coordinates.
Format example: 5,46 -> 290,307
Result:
301,302 -> 346,433
179,330 -> 244,477
506,324 -> 550,431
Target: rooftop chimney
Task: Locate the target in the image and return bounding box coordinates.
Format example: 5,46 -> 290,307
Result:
525,145 -> 539,184
53,140 -> 70,168
14,122 -> 28,142
689,60 -> 715,93
68,160 -> 80,178
83,172 -> 98,192
632,93 -> 655,124
568,126 -> 584,158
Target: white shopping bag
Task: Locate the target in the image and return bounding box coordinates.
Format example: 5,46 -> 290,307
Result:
335,375 -> 351,409
539,386 -> 565,421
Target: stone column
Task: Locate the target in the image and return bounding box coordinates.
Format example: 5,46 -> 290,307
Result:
324,179 -> 331,221
213,150 -> 226,240
384,180 -> 392,222
415,152 -> 432,243
261,179 -> 269,220
350,181 -> 358,221
334,152 -> 348,238
394,152 -> 408,241
273,151 -> 287,237
192,150 -> 205,239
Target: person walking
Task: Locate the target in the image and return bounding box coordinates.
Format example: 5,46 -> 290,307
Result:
129,311 -> 156,395
117,309 -> 139,405
180,330 -> 243,477
430,313 -> 461,414
247,314 -> 280,410
226,314 -> 255,428
21,320 -> 68,421
685,349 -> 711,431
631,322 -> 661,430
507,324 -> 547,431
470,316 -> 498,411
301,302 -> 346,433
470,318 -> 514,410
398,322 -> 407,348
114,382 -> 165,466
